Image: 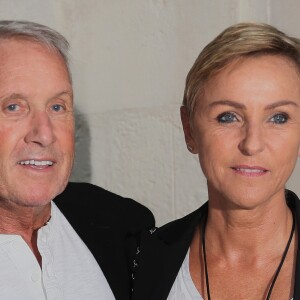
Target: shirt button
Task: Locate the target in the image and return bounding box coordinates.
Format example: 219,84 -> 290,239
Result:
31,272 -> 40,282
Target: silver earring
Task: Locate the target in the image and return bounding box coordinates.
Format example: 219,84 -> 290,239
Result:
187,144 -> 193,151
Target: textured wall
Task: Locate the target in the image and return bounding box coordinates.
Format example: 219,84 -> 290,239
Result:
0,0 -> 299,225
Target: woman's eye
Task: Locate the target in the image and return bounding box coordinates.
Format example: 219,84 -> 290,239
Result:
6,104 -> 20,111
270,113 -> 288,124
217,112 -> 238,123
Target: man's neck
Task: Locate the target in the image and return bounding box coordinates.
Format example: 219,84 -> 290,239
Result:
0,201 -> 51,264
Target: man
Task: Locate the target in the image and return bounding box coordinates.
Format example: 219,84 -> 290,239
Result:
0,20 -> 154,300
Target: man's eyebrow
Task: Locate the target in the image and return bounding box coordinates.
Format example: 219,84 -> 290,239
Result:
208,100 -> 246,110
0,93 -> 28,101
0,91 -> 73,102
51,91 -> 73,99
264,100 -> 298,110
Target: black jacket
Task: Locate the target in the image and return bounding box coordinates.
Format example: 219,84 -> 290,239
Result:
133,190 -> 300,300
53,182 -> 155,300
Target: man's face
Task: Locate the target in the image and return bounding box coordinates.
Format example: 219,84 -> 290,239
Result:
0,39 -> 74,207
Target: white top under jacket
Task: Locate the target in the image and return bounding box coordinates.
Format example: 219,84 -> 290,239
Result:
0,202 -> 115,300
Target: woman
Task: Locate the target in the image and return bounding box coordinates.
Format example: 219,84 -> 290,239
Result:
132,23 -> 300,300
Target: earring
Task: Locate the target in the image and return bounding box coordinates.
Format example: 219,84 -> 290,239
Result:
187,144 -> 193,151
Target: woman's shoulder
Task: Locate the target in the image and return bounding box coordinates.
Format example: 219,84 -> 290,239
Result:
286,189 -> 300,204
132,203 -> 208,300
148,202 -> 208,245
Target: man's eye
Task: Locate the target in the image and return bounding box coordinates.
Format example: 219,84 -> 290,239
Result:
51,104 -> 64,112
6,104 -> 19,111
270,113 -> 288,124
217,112 -> 237,123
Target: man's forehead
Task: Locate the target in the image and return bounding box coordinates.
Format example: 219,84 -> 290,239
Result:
0,38 -> 72,100
0,37 -> 48,53
0,38 -> 71,82
0,38 -> 68,69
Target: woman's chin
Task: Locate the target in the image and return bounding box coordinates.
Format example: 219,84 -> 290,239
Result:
209,186 -> 285,211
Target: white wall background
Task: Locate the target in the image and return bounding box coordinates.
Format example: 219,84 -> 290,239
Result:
1,0 -> 300,226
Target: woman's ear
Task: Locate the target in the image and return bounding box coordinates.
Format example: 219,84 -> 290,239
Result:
180,106 -> 198,154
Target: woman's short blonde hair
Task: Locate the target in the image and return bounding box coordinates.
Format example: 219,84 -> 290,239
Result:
183,22 -> 300,118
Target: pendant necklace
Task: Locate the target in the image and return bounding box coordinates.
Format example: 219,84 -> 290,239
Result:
201,210 -> 295,300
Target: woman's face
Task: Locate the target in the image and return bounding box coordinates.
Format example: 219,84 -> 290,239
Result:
181,55 -> 300,209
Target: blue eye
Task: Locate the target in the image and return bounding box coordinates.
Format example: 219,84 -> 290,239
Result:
51,104 -> 64,112
270,113 -> 288,124
7,104 -> 19,111
217,112 -> 237,123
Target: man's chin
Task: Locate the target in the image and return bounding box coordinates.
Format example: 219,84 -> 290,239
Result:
8,195 -> 53,208
8,184 -> 66,208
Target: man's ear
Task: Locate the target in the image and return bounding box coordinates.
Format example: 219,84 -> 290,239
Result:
180,106 -> 198,154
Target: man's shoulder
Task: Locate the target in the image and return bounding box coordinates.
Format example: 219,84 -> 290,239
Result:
55,182 -> 140,208
54,182 -> 154,229
58,181 -> 126,199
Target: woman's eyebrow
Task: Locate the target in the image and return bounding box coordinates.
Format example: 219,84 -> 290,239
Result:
265,100 -> 299,110
208,100 -> 246,110
208,99 -> 299,110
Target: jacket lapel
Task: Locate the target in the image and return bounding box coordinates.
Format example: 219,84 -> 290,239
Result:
290,190 -> 300,300
133,203 -> 207,300
81,223 -> 132,300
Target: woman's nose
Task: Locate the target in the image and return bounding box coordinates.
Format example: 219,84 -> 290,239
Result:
238,124 -> 265,156
24,111 -> 56,147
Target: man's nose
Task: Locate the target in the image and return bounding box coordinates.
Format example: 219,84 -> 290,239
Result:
238,123 -> 265,156
24,111 -> 56,147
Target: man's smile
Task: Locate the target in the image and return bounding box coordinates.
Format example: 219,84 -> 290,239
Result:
18,159 -> 54,166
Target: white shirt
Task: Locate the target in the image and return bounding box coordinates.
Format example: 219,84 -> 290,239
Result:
168,249 -> 293,300
0,202 -> 115,300
167,249 -> 203,300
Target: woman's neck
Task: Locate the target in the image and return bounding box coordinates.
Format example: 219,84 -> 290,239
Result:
189,189 -> 297,299
206,191 -> 293,261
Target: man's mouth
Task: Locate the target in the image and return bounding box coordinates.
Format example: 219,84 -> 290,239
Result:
18,160 -> 54,166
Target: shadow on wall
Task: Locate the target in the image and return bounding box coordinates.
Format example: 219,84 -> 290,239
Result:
69,107 -> 91,182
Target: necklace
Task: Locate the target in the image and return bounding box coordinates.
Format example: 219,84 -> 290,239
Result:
201,210 -> 295,300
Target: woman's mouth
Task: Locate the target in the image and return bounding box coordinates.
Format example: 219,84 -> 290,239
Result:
231,165 -> 268,177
